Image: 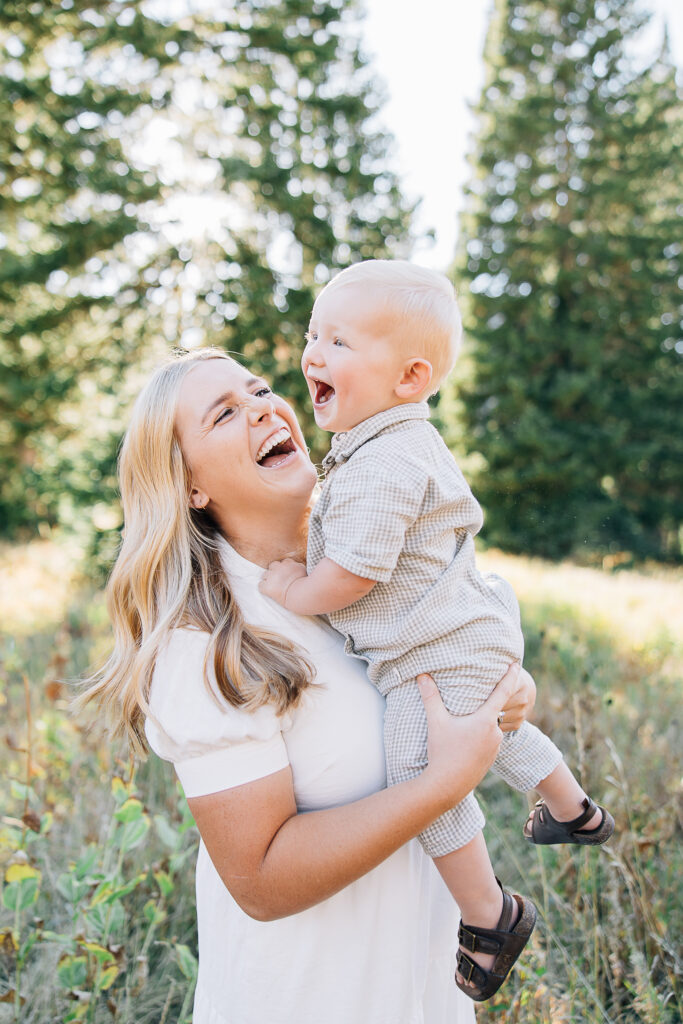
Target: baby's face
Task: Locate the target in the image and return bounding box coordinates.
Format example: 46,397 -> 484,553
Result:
302,282 -> 407,433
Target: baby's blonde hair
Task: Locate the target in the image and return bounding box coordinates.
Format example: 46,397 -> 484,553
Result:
320,259 -> 462,392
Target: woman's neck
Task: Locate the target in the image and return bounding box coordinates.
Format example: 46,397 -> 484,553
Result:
216,505 -> 310,568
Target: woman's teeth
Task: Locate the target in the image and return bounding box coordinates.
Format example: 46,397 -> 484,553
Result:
256,427 -> 292,463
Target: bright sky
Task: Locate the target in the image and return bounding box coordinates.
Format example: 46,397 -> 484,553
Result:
361,0 -> 683,271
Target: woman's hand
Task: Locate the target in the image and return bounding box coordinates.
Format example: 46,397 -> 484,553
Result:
416,669 -> 518,811
497,664 -> 536,732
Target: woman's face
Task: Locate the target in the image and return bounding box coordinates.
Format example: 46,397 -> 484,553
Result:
175,358 -> 317,526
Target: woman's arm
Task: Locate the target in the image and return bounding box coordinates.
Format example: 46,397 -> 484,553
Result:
188,665 -> 524,922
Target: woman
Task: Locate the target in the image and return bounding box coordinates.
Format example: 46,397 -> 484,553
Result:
81,348 -> 537,1024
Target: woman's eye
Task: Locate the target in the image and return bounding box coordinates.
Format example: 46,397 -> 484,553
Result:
215,406 -> 234,425
255,387 -> 272,397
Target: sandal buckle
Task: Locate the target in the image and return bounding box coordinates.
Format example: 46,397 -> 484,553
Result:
461,956 -> 476,984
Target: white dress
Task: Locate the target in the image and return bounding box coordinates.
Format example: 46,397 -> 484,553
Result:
146,539 -> 475,1024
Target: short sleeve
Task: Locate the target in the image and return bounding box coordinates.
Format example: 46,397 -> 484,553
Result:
145,628 -> 290,798
322,442 -> 428,582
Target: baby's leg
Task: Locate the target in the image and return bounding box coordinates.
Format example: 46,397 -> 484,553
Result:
383,680 -> 485,856
431,667 -> 606,839
488,715 -> 605,836
384,683 -> 528,993
434,833 -> 519,988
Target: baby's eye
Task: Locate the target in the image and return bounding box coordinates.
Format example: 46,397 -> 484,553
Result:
305,331 -> 317,345
333,337 -> 345,347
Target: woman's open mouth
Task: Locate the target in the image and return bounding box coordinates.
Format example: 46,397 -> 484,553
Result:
255,428 -> 297,468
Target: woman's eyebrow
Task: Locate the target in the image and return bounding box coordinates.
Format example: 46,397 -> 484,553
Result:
200,378 -> 262,424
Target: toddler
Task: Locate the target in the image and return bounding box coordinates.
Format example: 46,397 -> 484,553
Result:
260,260 -> 614,1002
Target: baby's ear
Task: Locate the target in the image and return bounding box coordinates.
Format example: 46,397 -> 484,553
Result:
395,358 -> 433,400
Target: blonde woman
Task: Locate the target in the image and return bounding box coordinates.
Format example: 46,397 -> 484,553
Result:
80,348 -> 538,1024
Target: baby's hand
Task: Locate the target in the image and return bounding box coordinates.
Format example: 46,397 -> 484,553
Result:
259,558 -> 308,607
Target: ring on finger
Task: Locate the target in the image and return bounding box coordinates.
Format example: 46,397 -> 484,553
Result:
497,710 -> 506,726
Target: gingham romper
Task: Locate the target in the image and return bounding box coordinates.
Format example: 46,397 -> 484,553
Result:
308,403 -> 563,857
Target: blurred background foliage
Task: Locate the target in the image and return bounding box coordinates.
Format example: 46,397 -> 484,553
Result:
454,0 -> 683,562
0,0 -> 681,566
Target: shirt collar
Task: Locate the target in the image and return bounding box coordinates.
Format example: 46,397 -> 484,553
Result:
322,403 -> 430,472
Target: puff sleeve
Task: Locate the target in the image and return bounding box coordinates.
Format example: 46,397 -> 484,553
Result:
145,628 -> 290,798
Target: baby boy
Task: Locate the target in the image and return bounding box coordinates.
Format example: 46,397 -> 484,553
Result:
260,260 -> 614,1002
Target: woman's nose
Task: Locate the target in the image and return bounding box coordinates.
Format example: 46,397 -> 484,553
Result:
248,393 -> 275,421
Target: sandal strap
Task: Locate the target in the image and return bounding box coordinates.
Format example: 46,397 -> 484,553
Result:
458,923 -> 502,956
455,888 -> 537,1002
526,796 -> 614,846
545,796 -> 597,832
456,949 -> 493,991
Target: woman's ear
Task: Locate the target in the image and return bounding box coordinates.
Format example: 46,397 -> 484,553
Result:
395,358 -> 433,400
189,486 -> 210,511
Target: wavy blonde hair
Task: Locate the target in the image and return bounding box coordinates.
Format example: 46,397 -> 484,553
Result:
76,348 -> 314,756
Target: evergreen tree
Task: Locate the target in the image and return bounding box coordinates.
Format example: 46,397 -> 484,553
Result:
456,0 -> 683,560
0,0 -> 188,536
1,0 -> 413,542
155,0 -> 414,460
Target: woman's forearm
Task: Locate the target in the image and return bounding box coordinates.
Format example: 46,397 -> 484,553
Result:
244,771 -> 458,919
190,673 -> 509,921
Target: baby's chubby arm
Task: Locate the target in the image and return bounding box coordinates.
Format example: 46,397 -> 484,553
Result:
259,557 -> 375,615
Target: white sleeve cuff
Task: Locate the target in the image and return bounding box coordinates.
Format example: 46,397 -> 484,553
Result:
175,732 -> 290,798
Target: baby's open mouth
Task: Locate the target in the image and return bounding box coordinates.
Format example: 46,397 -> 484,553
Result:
313,379 -> 335,405
256,428 -> 296,467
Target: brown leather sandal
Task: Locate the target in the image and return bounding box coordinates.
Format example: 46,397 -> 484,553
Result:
524,796 -> 615,846
455,880 -> 537,1002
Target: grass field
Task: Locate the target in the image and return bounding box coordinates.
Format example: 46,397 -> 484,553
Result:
1,541 -> 681,1023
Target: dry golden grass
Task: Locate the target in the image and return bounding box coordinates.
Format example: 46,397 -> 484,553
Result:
1,540 -> 681,1022
0,539 -> 84,636
478,547 -> 683,654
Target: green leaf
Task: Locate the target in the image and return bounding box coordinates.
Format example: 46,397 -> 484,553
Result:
143,899 -> 166,925
154,869 -> 174,897
2,877 -> 39,911
80,941 -> 115,965
97,963 -> 119,991
56,872 -> 90,905
90,873 -> 145,906
116,815 -> 150,853
86,899 -> 125,937
64,1004 -> 90,1022
114,797 -> 144,823
154,813 -> 181,850
18,931 -> 39,962
175,943 -> 198,982
57,954 -> 89,990
74,845 -> 99,879
111,777 -> 129,805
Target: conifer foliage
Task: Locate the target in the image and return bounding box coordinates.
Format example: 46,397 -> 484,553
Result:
156,0 -> 413,459
0,0 -> 186,535
457,0 -> 682,560
1,0 -> 412,540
